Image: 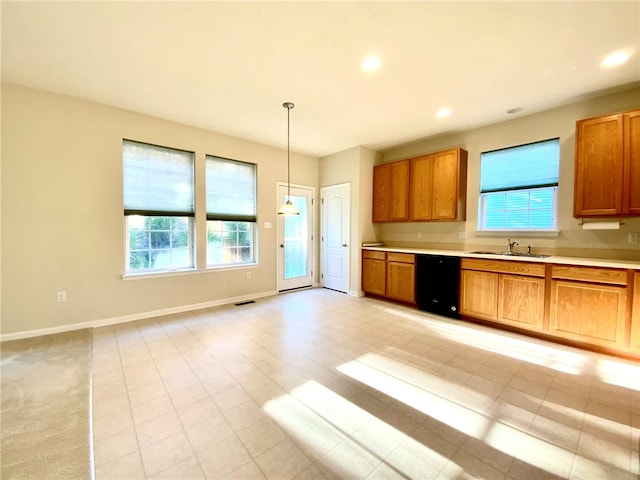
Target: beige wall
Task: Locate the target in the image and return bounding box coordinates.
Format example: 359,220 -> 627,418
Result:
319,146 -> 379,294
378,87 -> 640,260
1,83 -> 319,336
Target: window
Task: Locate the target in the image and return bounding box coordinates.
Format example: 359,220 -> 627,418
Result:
479,138 -> 560,231
123,140 -> 194,272
206,155 -> 257,266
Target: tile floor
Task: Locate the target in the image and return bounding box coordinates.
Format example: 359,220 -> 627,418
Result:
92,288 -> 640,479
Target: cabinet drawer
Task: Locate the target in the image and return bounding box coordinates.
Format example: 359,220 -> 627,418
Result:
461,258 -> 545,277
551,265 -> 628,286
387,252 -> 415,264
362,250 -> 386,261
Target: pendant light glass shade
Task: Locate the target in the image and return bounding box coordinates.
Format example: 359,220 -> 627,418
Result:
278,199 -> 299,215
278,102 -> 300,216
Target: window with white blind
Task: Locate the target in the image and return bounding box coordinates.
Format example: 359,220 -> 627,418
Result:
123,140 -> 194,272
206,155 -> 257,266
479,138 -> 560,231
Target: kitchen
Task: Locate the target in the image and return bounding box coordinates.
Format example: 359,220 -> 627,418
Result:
358,97 -> 640,359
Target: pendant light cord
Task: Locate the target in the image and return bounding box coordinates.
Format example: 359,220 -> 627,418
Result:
287,104 -> 291,199
283,102 -> 294,201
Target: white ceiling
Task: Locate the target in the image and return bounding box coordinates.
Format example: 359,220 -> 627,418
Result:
2,1 -> 639,158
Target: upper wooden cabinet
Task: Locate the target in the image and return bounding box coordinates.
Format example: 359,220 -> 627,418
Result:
372,160 -> 410,222
374,147 -> 467,223
574,109 -> 640,217
624,110 -> 640,215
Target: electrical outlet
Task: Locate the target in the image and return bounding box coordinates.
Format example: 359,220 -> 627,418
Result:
629,232 -> 639,244
417,232 -> 423,239
459,231 -> 468,239
57,291 -> 67,302
246,271 -> 252,279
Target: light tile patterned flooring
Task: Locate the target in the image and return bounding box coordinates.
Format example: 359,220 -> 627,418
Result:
92,288 -> 640,479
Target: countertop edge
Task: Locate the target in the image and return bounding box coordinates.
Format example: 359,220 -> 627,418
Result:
361,246 -> 640,270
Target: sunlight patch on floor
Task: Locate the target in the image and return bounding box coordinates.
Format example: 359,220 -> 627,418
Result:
377,305 -> 588,375
338,354 -> 491,437
338,352 -> 588,478
595,358 -> 640,392
262,380 -> 451,478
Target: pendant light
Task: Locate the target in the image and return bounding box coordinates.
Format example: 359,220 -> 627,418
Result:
278,102 -> 300,215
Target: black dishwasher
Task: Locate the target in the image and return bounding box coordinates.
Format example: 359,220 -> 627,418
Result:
415,255 -> 461,319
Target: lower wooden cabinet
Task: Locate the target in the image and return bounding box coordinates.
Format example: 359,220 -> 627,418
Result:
631,272 -> 640,352
362,250 -> 415,304
362,250 -> 386,296
460,269 -> 498,320
549,280 -> 627,349
549,266 -> 628,350
386,253 -> 416,303
499,274 -> 545,331
460,259 -> 545,332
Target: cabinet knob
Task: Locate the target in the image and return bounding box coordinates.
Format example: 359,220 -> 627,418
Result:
342,243 -> 348,247
280,244 -> 284,248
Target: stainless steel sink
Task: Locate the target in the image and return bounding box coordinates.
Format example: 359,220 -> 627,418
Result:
467,251 -> 550,259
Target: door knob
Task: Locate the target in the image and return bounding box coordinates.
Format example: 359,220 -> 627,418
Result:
280,244 -> 284,248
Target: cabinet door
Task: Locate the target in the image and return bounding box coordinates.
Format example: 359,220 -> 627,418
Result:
631,272 -> 640,352
549,279 -> 627,349
362,258 -> 386,296
574,114 -> 624,216
498,274 -> 545,331
372,164 -> 391,222
386,261 -> 415,303
409,154 -> 434,221
624,110 -> 640,215
460,269 -> 498,320
432,149 -> 462,220
390,160 -> 410,221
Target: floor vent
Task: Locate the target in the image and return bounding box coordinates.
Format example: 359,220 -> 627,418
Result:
234,300 -> 256,306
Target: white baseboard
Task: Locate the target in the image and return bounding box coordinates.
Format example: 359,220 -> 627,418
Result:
0,290 -> 278,342
349,290 -> 364,297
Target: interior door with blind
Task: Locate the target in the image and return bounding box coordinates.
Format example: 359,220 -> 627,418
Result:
276,184 -> 314,292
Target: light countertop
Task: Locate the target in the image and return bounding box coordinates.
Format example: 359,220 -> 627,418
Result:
362,246 -> 640,271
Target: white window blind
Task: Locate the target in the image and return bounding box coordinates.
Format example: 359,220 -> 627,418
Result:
123,140 -> 194,216
479,138 -> 559,231
480,138 -> 560,193
206,156 -> 257,222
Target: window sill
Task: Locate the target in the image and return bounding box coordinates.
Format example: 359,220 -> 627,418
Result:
475,229 -> 560,238
122,263 -> 259,281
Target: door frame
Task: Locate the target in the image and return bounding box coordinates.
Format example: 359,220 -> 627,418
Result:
276,182 -> 316,293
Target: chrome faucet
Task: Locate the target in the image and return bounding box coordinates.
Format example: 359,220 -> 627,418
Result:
506,238 -> 519,255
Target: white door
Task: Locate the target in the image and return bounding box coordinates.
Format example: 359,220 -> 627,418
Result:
276,184 -> 314,292
321,183 -> 350,293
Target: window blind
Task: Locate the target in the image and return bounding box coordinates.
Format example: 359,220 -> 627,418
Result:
206,155 -> 257,222
123,140 -> 194,216
480,138 -> 560,193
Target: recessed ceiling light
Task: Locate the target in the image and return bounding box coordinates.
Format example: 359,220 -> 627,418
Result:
362,56 -> 381,71
601,50 -> 631,68
436,108 -> 452,118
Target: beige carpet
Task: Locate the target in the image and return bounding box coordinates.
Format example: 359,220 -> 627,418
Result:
1,329 -> 93,479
